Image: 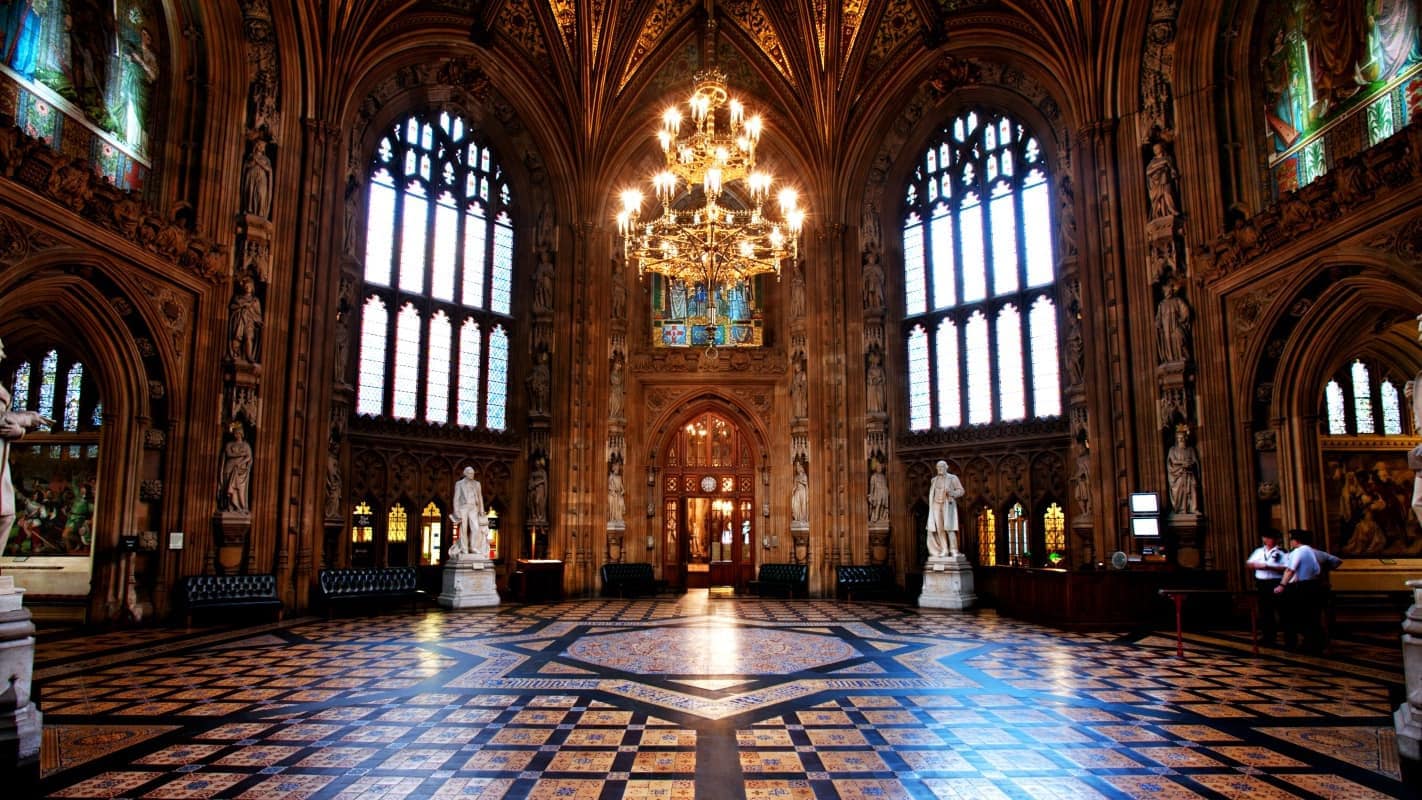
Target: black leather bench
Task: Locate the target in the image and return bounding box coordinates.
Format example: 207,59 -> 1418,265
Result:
179,574 -> 283,627
600,562 -> 657,597
836,564 -> 897,601
317,566 -> 420,617
747,563 -> 808,598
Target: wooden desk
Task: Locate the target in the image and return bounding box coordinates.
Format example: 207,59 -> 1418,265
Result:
1158,588 -> 1257,657
514,559 -> 564,603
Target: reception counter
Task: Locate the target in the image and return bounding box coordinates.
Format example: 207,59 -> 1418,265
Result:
979,566 -> 1224,631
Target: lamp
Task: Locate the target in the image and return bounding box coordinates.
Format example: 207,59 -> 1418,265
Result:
616,67 -> 805,355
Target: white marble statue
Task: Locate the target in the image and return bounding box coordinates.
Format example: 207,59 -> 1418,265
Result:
607,460 -> 625,525
449,466 -> 490,559
790,459 -> 809,524
220,424 -> 253,513
0,338 -> 55,557
927,460 -> 964,558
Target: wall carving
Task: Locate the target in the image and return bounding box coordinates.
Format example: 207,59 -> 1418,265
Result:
899,416 -> 1069,447
629,348 -> 788,374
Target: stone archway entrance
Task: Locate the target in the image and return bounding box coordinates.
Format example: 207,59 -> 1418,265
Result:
658,410 -> 758,592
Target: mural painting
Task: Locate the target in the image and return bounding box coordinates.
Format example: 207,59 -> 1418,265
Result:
3,444 -> 96,557
1325,449 -> 1422,557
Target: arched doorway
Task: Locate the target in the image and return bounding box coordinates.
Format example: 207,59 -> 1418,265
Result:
658,410 -> 758,592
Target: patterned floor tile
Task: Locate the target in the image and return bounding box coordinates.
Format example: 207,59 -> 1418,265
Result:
525,778 -> 604,799
619,779 -> 697,799
1273,773 -> 1400,799
922,777 -> 1013,799
739,751 -> 806,773
1098,775 -> 1207,799
50,771 -> 162,798
628,751 -> 696,773
742,780 -> 816,799
829,778 -> 913,799
427,778 -> 518,799
232,774 -> 335,799
139,771 -> 250,799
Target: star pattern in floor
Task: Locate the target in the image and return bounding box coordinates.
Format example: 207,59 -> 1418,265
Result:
30,593 -> 1413,798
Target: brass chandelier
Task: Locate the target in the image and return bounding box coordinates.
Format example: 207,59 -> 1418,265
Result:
616,67 -> 805,343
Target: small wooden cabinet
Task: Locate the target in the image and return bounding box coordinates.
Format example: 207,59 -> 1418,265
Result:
514,559 -> 564,602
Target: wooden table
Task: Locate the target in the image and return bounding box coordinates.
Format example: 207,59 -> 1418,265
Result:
1158,588 -> 1257,657
514,559 -> 564,603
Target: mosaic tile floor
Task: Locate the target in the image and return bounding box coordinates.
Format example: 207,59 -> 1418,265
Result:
30,593 -> 1416,799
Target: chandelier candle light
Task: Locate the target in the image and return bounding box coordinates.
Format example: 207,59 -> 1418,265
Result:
617,68 -> 805,353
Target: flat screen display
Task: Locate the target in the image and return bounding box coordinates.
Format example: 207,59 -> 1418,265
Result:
1131,517 -> 1160,537
1129,492 -> 1160,515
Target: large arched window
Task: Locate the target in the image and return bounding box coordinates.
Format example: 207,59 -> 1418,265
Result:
356,111 -> 513,430
902,110 -> 1061,431
1323,357 -> 1409,437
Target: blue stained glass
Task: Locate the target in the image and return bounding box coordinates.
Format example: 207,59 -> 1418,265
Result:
92,401 -> 103,428
997,305 -> 1025,421
990,192 -> 1018,296
1030,296 -> 1061,417
400,191 -> 428,294
486,326 -> 509,431
929,208 -> 955,309
908,326 -> 931,431
458,321 -> 482,427
357,296 -> 388,416
903,217 -> 926,315
11,362 -> 29,410
364,175 -> 396,285
392,303 -> 421,420
959,199 -> 985,303
38,350 -> 57,420
491,214 -> 514,315
425,312 -> 452,424
463,203 -> 488,309
966,313 -> 990,424
1325,380 -> 1347,435
935,320 -> 960,428
63,362 -> 83,431
431,197 -> 458,302
1022,174 -> 1053,286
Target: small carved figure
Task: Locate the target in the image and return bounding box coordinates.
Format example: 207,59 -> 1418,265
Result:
528,458 -> 549,524
790,459 -> 809,524
926,460 -> 965,558
1057,175 -> 1078,257
221,424 -> 253,513
866,349 -> 887,415
607,461 -> 625,525
791,356 -> 808,419
532,249 -> 554,313
1167,426 -> 1199,515
536,200 -> 555,251
1065,323 -> 1085,387
242,141 -> 274,219
527,353 -> 550,415
611,268 -> 627,321
228,276 -> 263,363
608,355 -> 625,420
1155,281 -> 1191,363
862,249 -> 885,311
868,461 -> 889,525
1145,142 -> 1180,220
449,466 -> 490,558
1074,448 -> 1092,517
861,201 -> 882,253
324,452 -> 341,519
790,262 -> 806,319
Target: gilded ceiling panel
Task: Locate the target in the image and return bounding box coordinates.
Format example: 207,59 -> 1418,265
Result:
620,0 -> 699,91
497,0 -> 551,66
840,0 -> 867,77
721,0 -> 793,82
548,0 -> 576,55
865,0 -> 924,74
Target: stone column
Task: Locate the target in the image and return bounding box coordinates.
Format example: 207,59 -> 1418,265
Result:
0,576 -> 39,785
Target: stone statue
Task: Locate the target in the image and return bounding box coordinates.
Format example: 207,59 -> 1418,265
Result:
1074,447 -> 1092,517
791,356 -> 808,419
863,249 -> 885,311
1167,426 -> 1199,515
536,200 -> 556,251
221,424 -> 253,513
0,338 -> 56,556
862,201 -> 883,252
1406,314 -> 1422,526
866,349 -> 886,415
1058,175 -> 1078,257
527,353 -> 550,415
528,458 -> 548,524
1145,142 -> 1180,220
790,262 -> 806,320
868,461 -> 889,525
324,451 -> 341,519
532,250 -> 554,313
228,276 -> 263,363
790,459 -> 809,524
927,460 -> 964,558
607,461 -> 625,525
608,355 -> 625,420
1065,323 -> 1085,387
1155,281 -> 1191,363
241,141 -> 273,219
449,466 -> 490,558
611,267 -> 627,321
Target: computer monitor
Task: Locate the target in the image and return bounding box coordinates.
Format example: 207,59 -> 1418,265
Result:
1129,492 -> 1160,515
1131,516 -> 1160,537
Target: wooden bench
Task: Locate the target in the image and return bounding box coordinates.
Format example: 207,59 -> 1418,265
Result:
836,564 -> 897,601
179,574 -> 283,627
600,562 -> 657,597
747,563 -> 808,598
317,567 -> 420,617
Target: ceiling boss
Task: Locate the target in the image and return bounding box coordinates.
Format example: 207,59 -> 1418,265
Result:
616,65 -> 805,355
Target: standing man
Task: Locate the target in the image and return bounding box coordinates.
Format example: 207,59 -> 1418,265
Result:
1246,530 -> 1287,646
1274,529 -> 1343,653
927,460 -> 965,559
0,337 -> 55,558
449,466 -> 490,559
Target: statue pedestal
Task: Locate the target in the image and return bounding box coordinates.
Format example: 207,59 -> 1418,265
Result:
0,576 -> 40,786
1397,580 -> 1422,770
213,511 -> 252,573
438,558 -> 500,609
919,555 -> 975,610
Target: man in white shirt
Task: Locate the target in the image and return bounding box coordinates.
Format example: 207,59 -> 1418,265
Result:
1273,529 -> 1343,653
1245,531 -> 1286,645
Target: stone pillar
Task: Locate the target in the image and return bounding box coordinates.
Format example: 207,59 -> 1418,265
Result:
1396,579 -> 1422,772
0,576 -> 39,785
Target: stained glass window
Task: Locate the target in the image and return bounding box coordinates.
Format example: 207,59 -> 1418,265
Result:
976,508 -> 996,566
352,502 -> 373,543
1007,502 -> 1028,566
63,363 -> 83,430
355,111 -> 515,429
11,362 -> 29,410
1381,381 -> 1402,436
1351,360 -> 1374,434
902,109 -> 1061,431
1325,380 -> 1347,435
420,501 -> 443,566
1043,503 -> 1065,558
1323,358 -> 1410,437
